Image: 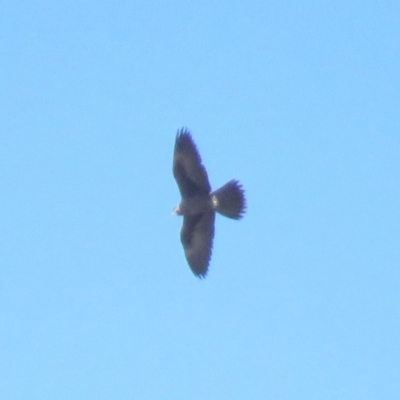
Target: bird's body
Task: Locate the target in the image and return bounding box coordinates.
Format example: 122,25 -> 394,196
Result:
173,128 -> 246,278
174,195 -> 213,216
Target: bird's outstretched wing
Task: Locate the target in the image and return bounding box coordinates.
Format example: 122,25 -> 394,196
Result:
180,211 -> 215,277
173,128 -> 211,198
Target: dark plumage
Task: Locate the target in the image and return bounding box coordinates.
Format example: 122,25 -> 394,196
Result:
173,128 -> 246,278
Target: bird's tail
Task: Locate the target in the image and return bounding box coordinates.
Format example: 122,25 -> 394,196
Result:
211,180 -> 246,220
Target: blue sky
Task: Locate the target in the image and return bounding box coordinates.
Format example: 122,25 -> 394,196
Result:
1,1 -> 400,399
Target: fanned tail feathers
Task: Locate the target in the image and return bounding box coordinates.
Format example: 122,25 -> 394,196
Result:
211,180 -> 246,220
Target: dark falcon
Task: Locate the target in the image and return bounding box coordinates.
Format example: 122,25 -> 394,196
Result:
173,128 -> 246,278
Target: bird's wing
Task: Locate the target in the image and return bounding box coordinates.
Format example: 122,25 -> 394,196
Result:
180,211 -> 215,277
173,128 -> 211,198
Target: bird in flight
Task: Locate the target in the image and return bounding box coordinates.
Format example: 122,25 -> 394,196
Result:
173,128 -> 246,278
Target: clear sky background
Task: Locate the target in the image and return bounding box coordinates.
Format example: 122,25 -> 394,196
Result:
1,1 -> 399,399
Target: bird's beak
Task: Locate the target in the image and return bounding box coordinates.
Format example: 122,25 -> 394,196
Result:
172,205 -> 182,215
